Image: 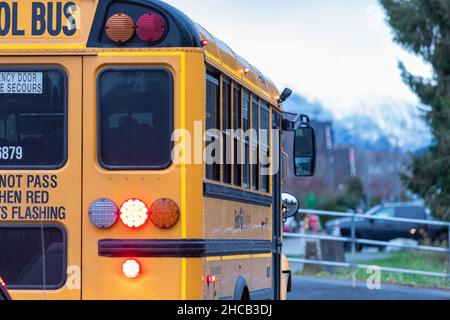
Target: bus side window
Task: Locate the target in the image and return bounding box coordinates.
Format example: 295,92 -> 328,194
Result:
251,95 -> 259,190
222,76 -> 232,184
233,83 -> 242,187
206,71 -> 220,181
260,102 -> 270,192
242,90 -> 250,188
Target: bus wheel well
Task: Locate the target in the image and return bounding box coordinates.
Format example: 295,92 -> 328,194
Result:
241,286 -> 250,301
233,276 -> 250,301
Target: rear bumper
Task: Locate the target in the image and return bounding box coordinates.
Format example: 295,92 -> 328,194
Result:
98,239 -> 272,258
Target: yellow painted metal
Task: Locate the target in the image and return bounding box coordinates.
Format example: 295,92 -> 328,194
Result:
3,56 -> 83,300
0,0 -> 98,45
0,0 -> 290,300
78,50 -> 208,300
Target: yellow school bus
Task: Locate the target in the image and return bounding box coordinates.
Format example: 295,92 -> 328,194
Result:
0,0 -> 315,300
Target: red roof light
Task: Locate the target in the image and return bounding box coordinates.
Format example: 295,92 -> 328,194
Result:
136,13 -> 167,43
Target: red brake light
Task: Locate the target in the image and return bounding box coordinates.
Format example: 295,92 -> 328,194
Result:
120,199 -> 149,229
207,275 -> 218,284
136,13 -> 166,43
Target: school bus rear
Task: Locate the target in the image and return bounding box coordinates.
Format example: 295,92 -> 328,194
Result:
0,0 -> 282,300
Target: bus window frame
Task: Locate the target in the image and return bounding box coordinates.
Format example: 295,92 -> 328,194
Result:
0,66 -> 68,171
96,66 -> 175,171
0,222 -> 68,291
205,70 -> 221,181
221,75 -> 232,185
260,101 -> 270,193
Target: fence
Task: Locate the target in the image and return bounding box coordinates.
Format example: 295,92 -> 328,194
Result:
284,209 -> 450,283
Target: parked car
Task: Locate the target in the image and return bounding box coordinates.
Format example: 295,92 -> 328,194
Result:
325,203 -> 448,250
0,276 -> 12,300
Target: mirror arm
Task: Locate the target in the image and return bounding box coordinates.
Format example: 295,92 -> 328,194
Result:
282,113 -> 311,132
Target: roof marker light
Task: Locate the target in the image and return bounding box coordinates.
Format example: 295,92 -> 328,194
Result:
105,13 -> 135,43
201,39 -> 209,47
136,13 -> 167,43
122,259 -> 141,279
120,199 -> 149,229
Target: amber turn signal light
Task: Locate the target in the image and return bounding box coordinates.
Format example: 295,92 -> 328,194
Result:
150,198 -> 180,229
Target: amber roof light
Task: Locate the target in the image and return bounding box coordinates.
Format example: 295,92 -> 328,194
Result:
105,13 -> 135,43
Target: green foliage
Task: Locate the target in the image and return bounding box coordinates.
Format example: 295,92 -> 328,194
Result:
380,0 -> 450,220
336,177 -> 366,211
304,193 -> 319,210
297,251 -> 449,289
313,178 -> 367,225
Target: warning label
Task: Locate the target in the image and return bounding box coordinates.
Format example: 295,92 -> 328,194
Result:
0,174 -> 66,221
0,72 -> 43,94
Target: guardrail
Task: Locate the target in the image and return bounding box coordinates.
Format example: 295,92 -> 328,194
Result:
284,209 -> 450,283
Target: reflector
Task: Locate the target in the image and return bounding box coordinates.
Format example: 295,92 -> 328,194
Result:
136,13 -> 166,43
105,13 -> 135,43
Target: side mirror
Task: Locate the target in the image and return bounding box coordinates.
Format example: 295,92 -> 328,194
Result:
294,126 -> 316,177
282,192 -> 300,219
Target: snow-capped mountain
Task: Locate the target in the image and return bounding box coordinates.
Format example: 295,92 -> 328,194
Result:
283,93 -> 432,152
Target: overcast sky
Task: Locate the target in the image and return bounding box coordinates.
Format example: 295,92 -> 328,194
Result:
165,0 -> 432,117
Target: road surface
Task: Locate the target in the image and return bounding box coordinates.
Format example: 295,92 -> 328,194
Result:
288,275 -> 450,300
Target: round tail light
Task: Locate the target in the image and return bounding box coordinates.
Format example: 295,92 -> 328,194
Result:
122,259 -> 141,279
150,199 -> 180,229
105,13 -> 135,43
89,198 -> 118,229
120,199 -> 149,229
136,13 -> 166,43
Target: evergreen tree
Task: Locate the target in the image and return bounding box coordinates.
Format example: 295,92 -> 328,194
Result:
380,0 -> 450,220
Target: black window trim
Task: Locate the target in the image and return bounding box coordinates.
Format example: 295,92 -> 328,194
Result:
0,66 -> 69,171
96,66 -> 175,171
0,222 -> 68,291
205,65 -> 276,195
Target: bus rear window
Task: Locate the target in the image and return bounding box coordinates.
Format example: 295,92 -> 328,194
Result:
0,68 -> 67,169
0,224 -> 67,290
98,67 -> 173,169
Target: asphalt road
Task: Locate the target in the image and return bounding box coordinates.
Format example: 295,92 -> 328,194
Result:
288,276 -> 450,300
